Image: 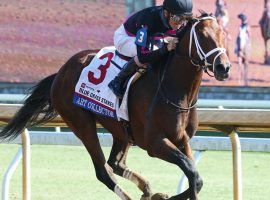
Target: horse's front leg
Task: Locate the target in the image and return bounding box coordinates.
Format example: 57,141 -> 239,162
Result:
183,108 -> 203,193
147,137 -> 200,200
180,139 -> 203,194
108,138 -> 153,200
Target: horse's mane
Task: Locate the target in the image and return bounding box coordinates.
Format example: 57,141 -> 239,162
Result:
197,10 -> 214,18
175,10 -> 213,40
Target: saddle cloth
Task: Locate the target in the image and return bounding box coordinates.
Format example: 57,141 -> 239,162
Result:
73,46 -> 136,121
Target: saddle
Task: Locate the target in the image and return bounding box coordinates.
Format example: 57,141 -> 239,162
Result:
73,46 -> 146,121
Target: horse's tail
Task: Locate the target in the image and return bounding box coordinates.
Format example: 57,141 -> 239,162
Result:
0,74 -> 58,141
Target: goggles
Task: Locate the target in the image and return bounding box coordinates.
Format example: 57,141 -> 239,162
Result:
170,14 -> 188,23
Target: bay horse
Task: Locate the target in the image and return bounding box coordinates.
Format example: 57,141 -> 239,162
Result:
0,13 -> 230,200
260,2 -> 270,64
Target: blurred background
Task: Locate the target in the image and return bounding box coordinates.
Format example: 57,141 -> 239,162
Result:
0,0 -> 270,99
1,1 -> 270,200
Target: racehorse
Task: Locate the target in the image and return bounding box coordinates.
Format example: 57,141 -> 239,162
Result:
260,2 -> 270,64
0,13 -> 230,200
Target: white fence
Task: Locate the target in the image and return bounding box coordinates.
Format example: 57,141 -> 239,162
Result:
1,104 -> 270,200
4,131 -> 270,152
2,94 -> 270,109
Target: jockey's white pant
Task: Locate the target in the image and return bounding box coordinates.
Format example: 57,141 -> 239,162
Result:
114,24 -> 137,58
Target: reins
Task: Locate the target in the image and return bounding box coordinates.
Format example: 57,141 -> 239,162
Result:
157,57 -> 198,112
147,52 -> 197,114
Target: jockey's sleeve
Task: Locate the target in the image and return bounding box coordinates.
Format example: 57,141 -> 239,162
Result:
136,43 -> 168,64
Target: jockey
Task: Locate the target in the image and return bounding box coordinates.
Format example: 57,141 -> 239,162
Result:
108,0 -> 193,98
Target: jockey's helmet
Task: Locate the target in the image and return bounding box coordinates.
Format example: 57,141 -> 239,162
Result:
163,0 -> 193,16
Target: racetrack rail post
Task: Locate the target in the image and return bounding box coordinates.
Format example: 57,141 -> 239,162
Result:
2,148 -> 22,200
22,129 -> 31,200
229,130 -> 242,200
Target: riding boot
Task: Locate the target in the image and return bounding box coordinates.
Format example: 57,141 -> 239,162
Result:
108,58 -> 138,98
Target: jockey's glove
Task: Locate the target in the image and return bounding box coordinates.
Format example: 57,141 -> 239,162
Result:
164,37 -> 179,52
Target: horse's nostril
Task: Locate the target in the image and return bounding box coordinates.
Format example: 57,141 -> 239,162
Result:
226,66 -> 230,73
215,64 -> 225,71
215,62 -> 231,73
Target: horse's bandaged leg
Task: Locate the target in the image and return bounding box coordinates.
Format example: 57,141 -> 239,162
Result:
123,168 -> 140,185
114,185 -> 132,200
123,168 -> 152,196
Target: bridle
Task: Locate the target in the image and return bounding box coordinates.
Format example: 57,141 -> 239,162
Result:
188,16 -> 228,76
155,15 -> 229,111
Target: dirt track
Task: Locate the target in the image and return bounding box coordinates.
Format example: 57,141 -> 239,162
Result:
0,0 -> 269,86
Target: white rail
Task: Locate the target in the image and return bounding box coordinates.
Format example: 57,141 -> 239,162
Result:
1,104 -> 270,200
4,132 -> 270,152
1,94 -> 270,109
2,148 -> 22,200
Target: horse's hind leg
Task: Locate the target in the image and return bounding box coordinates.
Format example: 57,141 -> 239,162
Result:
108,139 -> 153,200
50,49 -> 132,199
57,109 -> 132,200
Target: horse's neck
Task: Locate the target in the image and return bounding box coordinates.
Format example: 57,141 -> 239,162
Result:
162,55 -> 203,105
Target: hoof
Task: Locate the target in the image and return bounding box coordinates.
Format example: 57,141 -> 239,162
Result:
151,193 -> 169,200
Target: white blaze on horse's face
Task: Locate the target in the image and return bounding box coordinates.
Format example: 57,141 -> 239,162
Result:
189,16 -> 231,81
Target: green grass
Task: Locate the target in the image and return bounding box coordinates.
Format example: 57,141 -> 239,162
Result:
0,144 -> 270,200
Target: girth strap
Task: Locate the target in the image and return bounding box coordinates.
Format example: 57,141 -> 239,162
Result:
121,120 -> 135,145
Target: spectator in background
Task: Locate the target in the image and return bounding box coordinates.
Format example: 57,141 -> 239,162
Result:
260,1 -> 270,64
260,1 -> 270,25
215,0 -> 231,57
265,0 -> 270,8
215,0 -> 229,30
235,13 -> 251,85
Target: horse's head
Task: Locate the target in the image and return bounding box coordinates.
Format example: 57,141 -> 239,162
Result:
178,13 -> 231,81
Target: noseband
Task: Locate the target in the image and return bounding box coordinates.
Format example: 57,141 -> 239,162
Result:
188,16 -> 227,76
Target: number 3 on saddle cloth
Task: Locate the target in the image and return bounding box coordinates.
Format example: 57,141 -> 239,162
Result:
73,46 -> 142,121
